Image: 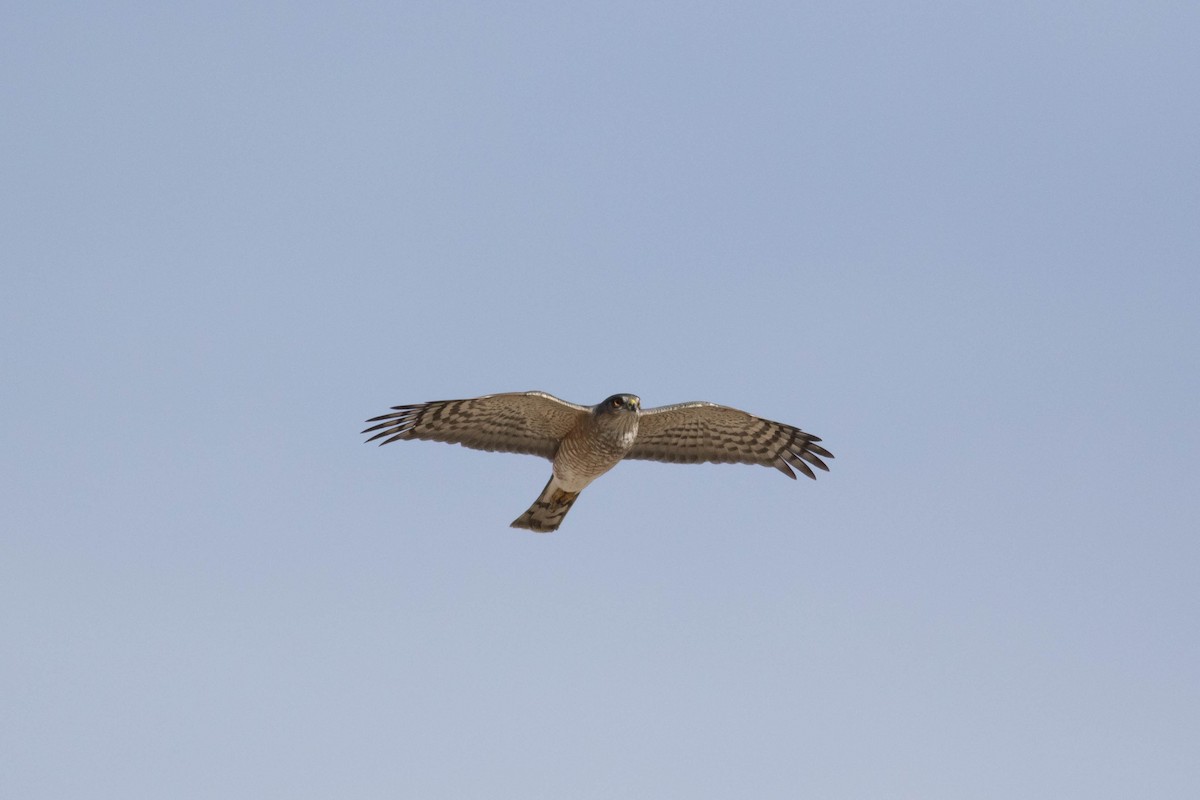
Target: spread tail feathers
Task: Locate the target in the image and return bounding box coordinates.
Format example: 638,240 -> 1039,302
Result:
511,477 -> 580,533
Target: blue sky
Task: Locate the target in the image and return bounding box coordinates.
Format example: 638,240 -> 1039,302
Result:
3,2 -> 1198,798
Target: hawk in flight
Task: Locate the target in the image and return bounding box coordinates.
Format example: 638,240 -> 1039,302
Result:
363,391 -> 833,532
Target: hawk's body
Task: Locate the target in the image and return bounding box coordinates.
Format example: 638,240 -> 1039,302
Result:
363,391 -> 832,532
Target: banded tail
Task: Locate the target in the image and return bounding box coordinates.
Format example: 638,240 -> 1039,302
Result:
511,477 -> 580,533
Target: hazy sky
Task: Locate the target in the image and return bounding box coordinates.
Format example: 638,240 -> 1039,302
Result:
3,3 -> 1198,798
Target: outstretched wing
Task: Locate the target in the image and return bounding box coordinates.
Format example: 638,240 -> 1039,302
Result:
627,402 -> 833,479
363,391 -> 588,459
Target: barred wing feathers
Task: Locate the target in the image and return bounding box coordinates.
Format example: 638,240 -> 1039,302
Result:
363,391 -> 588,459
627,402 -> 833,479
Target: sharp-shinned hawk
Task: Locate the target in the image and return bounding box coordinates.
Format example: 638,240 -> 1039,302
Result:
363,391 -> 833,532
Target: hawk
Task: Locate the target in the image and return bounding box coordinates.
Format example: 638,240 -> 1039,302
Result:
363,391 -> 833,532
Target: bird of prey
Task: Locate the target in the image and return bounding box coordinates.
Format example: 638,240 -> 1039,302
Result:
363,391 -> 833,532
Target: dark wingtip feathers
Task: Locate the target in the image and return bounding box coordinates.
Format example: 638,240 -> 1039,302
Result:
773,460 -> 799,479
775,429 -> 834,480
808,442 -> 834,460
362,406 -> 423,445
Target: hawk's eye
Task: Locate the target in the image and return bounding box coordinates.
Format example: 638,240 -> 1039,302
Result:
611,398 -> 622,409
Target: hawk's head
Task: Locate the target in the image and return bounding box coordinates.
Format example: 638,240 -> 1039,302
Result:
598,394 -> 641,414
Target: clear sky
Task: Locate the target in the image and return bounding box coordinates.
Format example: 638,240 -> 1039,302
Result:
3,2 -> 1198,798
